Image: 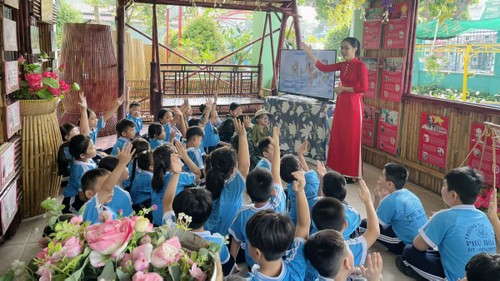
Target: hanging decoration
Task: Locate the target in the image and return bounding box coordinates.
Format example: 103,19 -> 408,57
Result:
382,0 -> 394,23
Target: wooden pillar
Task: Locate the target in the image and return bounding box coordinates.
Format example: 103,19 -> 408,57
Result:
272,14 -> 289,95
150,4 -> 161,115
116,0 -> 126,120
291,0 -> 302,47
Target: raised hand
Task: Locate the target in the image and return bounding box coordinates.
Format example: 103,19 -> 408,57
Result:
243,115 -> 252,128
360,252 -> 383,281
316,161 -> 327,177
358,179 -> 372,204
297,140 -> 309,155
78,92 -> 88,110
291,170 -> 306,192
175,141 -> 188,160
172,106 -> 183,117
488,187 -> 498,222
234,118 -> 247,136
116,94 -> 125,107
300,42 -> 311,52
118,143 -> 135,165
269,127 -> 279,147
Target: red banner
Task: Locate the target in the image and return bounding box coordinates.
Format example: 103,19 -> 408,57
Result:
361,57 -> 379,99
381,57 -> 404,102
362,106 -> 375,147
418,113 -> 449,168
468,123 -> 500,186
377,108 -> 398,155
363,21 -> 382,50
384,2 -> 410,49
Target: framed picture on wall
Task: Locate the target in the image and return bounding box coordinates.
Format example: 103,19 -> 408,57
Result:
2,19 -> 18,51
4,61 -> 19,95
0,181 -> 18,235
5,102 -> 21,139
31,26 -> 41,54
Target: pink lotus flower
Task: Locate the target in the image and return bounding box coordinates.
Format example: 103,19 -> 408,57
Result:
36,247 -> 50,260
48,87 -> 60,97
59,63 -> 66,71
189,263 -> 207,281
42,71 -> 58,80
69,215 -> 83,225
52,237 -> 83,260
18,55 -> 25,64
132,243 -> 153,272
59,80 -> 70,91
150,236 -> 182,268
140,235 -> 152,245
86,217 -> 134,257
36,266 -> 52,281
132,272 -> 163,281
121,253 -> 132,269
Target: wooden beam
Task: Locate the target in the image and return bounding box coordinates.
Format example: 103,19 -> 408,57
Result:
133,0 -> 293,12
117,0 -> 126,120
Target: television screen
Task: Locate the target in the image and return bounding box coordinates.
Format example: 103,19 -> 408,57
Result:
278,50 -> 336,100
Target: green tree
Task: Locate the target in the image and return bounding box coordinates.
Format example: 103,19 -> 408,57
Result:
180,15 -> 226,63
222,27 -> 252,64
82,0 -> 115,23
419,0 -> 479,22
324,25 -> 349,62
56,0 -> 84,48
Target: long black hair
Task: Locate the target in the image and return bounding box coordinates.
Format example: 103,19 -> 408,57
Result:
152,143 -> 177,193
127,138 -> 151,191
57,134 -> 92,175
342,37 -> 361,57
60,123 -> 78,142
205,146 -> 237,200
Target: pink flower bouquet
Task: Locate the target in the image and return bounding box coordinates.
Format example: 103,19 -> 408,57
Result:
13,55 -> 79,100
0,198 -> 221,281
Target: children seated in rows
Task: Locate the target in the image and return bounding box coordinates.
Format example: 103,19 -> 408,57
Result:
204,118 -> 250,237
126,101 -> 143,136
151,142 -> 201,226
81,144 -> 134,224
228,127 -> 286,269
305,179 -> 380,281
360,163 -> 427,255
111,119 -> 136,156
305,229 -> 383,281
245,170 -> 309,280
397,166 -> 496,281
161,155 -> 233,275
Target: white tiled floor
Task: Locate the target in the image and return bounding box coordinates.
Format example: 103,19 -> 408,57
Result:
0,163 -> 446,279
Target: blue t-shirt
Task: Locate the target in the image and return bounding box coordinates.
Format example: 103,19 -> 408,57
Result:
255,158 -> 272,172
150,138 -> 166,150
64,159 -> 97,197
419,205 -> 496,281
151,172 -> 195,226
287,170 -> 320,224
130,168 -> 153,205
108,186 -> 133,217
82,194 -> 118,225
122,162 -> 135,191
162,211 -> 230,264
111,137 -> 131,156
377,189 -> 428,245
89,117 -> 105,144
186,147 -> 204,171
202,122 -> 220,149
343,203 -> 361,240
163,123 -> 171,142
126,113 -> 143,135
205,171 -> 246,236
228,184 -> 286,268
305,236 -> 367,281
247,238 -> 307,281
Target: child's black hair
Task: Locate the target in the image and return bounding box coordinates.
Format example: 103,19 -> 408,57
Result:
246,168 -> 274,203
322,171 -> 347,201
127,138 -> 152,191
60,123 -> 78,141
129,101 -> 141,109
258,138 -> 272,157
445,166 -> 483,204
280,154 -> 300,184
465,253 -> 500,281
152,143 -> 177,193
57,142 -> 71,176
81,168 -> 110,192
312,197 -> 345,231
173,188 -> 213,229
68,134 -> 92,159
199,104 -> 207,114
186,126 -> 204,143
157,108 -> 171,122
98,156 -> 119,171
188,118 -> 203,127
205,146 -> 237,200
86,108 -> 96,119
128,150 -> 153,190
148,122 -> 164,140
246,209 -> 295,261
384,163 -> 408,190
116,118 -> 135,136
304,229 -> 347,278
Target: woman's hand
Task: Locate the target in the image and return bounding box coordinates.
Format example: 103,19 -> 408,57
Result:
300,42 -> 311,52
334,86 -> 344,94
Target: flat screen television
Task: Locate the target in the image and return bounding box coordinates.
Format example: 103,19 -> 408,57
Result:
278,49 -> 336,100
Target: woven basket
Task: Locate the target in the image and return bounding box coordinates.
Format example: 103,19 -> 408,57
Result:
20,99 -> 62,217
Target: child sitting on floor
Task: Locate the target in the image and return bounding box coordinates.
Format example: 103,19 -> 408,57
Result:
148,122 -> 167,150
111,119 -> 136,156
97,156 -> 134,217
254,137 -> 273,171
126,101 -> 143,136
462,253 -> 500,281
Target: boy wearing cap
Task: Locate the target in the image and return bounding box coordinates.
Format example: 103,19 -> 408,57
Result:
218,102 -> 242,143
250,108 -> 273,147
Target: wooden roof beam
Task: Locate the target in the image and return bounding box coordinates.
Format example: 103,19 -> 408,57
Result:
132,0 -> 293,13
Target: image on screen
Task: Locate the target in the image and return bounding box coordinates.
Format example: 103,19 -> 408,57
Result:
278,50 -> 336,100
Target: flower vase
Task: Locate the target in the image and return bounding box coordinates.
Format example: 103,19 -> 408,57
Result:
20,99 -> 62,217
